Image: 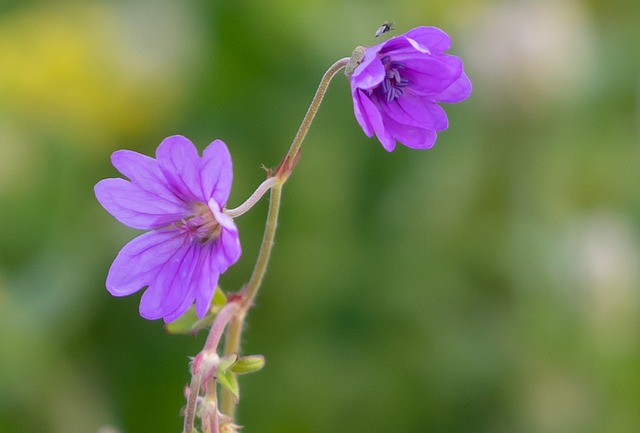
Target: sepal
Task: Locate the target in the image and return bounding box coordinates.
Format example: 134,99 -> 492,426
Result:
345,46 -> 366,76
217,369 -> 239,402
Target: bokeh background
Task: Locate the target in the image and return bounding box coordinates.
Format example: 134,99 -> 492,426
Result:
1,0 -> 639,432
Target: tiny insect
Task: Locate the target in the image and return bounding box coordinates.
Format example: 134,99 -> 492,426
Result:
375,21 -> 394,37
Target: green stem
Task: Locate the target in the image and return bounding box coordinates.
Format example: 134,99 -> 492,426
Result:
204,301 -> 241,353
284,57 -> 350,170
219,57 -> 349,419
182,370 -> 202,433
240,182 -> 283,306
220,185 -> 281,417
183,301 -> 239,433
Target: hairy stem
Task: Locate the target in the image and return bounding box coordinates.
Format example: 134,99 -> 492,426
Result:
219,58 -> 349,419
220,185 -> 282,416
281,57 -> 351,178
286,57 -> 351,162
182,370 -> 202,433
183,302 -> 239,433
226,177 -> 279,218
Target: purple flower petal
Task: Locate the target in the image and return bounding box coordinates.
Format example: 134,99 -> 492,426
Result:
106,229 -> 185,296
139,242 -> 200,321
209,200 -> 242,272
351,89 -> 374,137
95,178 -> 190,229
403,26 -> 452,54
96,135 -> 242,321
382,94 -> 449,131
110,150 -> 180,205
358,89 -> 396,151
348,25 -> 470,151
208,198 -> 235,231
377,33 -> 416,56
200,140 -> 233,206
215,227 -> 242,273
400,55 -> 463,95
156,135 -> 204,203
194,246 -> 220,319
383,116 -> 438,150
350,44 -> 386,88
435,72 -> 472,103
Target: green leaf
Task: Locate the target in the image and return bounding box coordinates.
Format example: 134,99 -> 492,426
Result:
212,286 -> 227,307
217,370 -> 239,401
218,353 -> 238,372
230,355 -> 265,375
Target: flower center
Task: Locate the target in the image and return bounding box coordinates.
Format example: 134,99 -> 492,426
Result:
377,55 -> 409,102
176,202 -> 222,244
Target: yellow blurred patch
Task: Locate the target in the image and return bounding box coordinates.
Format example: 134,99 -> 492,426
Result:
0,3 -> 201,151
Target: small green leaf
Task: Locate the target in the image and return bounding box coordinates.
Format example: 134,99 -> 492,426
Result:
230,355 -> 265,375
212,286 -> 227,307
218,353 -> 238,372
218,370 -> 239,401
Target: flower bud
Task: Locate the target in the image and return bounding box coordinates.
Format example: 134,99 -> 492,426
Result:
344,46 -> 366,77
230,355 -> 265,375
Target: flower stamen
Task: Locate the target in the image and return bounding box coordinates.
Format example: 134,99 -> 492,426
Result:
173,203 -> 223,244
377,55 -> 409,102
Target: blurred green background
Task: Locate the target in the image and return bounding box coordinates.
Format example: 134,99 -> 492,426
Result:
1,0 -> 639,432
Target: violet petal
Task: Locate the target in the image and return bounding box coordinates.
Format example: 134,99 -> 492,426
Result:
359,90 -> 396,151
200,140 -> 233,206
95,178 -> 190,230
106,229 -> 185,297
110,150 -> 180,206
435,72 -> 472,103
383,94 -> 449,131
403,26 -> 452,54
156,135 -> 204,203
384,116 -> 438,149
139,242 -> 199,321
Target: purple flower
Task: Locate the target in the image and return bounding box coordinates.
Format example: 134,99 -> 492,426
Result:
349,26 -> 472,152
94,135 -> 241,322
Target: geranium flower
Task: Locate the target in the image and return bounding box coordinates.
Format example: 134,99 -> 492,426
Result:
94,135 -> 241,322
348,26 -> 472,151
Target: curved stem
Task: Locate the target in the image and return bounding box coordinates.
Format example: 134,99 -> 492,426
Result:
219,57 -> 349,419
220,185 -> 282,416
241,183 -> 282,305
204,301 -> 241,353
278,57 -> 350,180
287,57 -> 350,159
226,177 -> 279,218
182,370 -> 202,433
